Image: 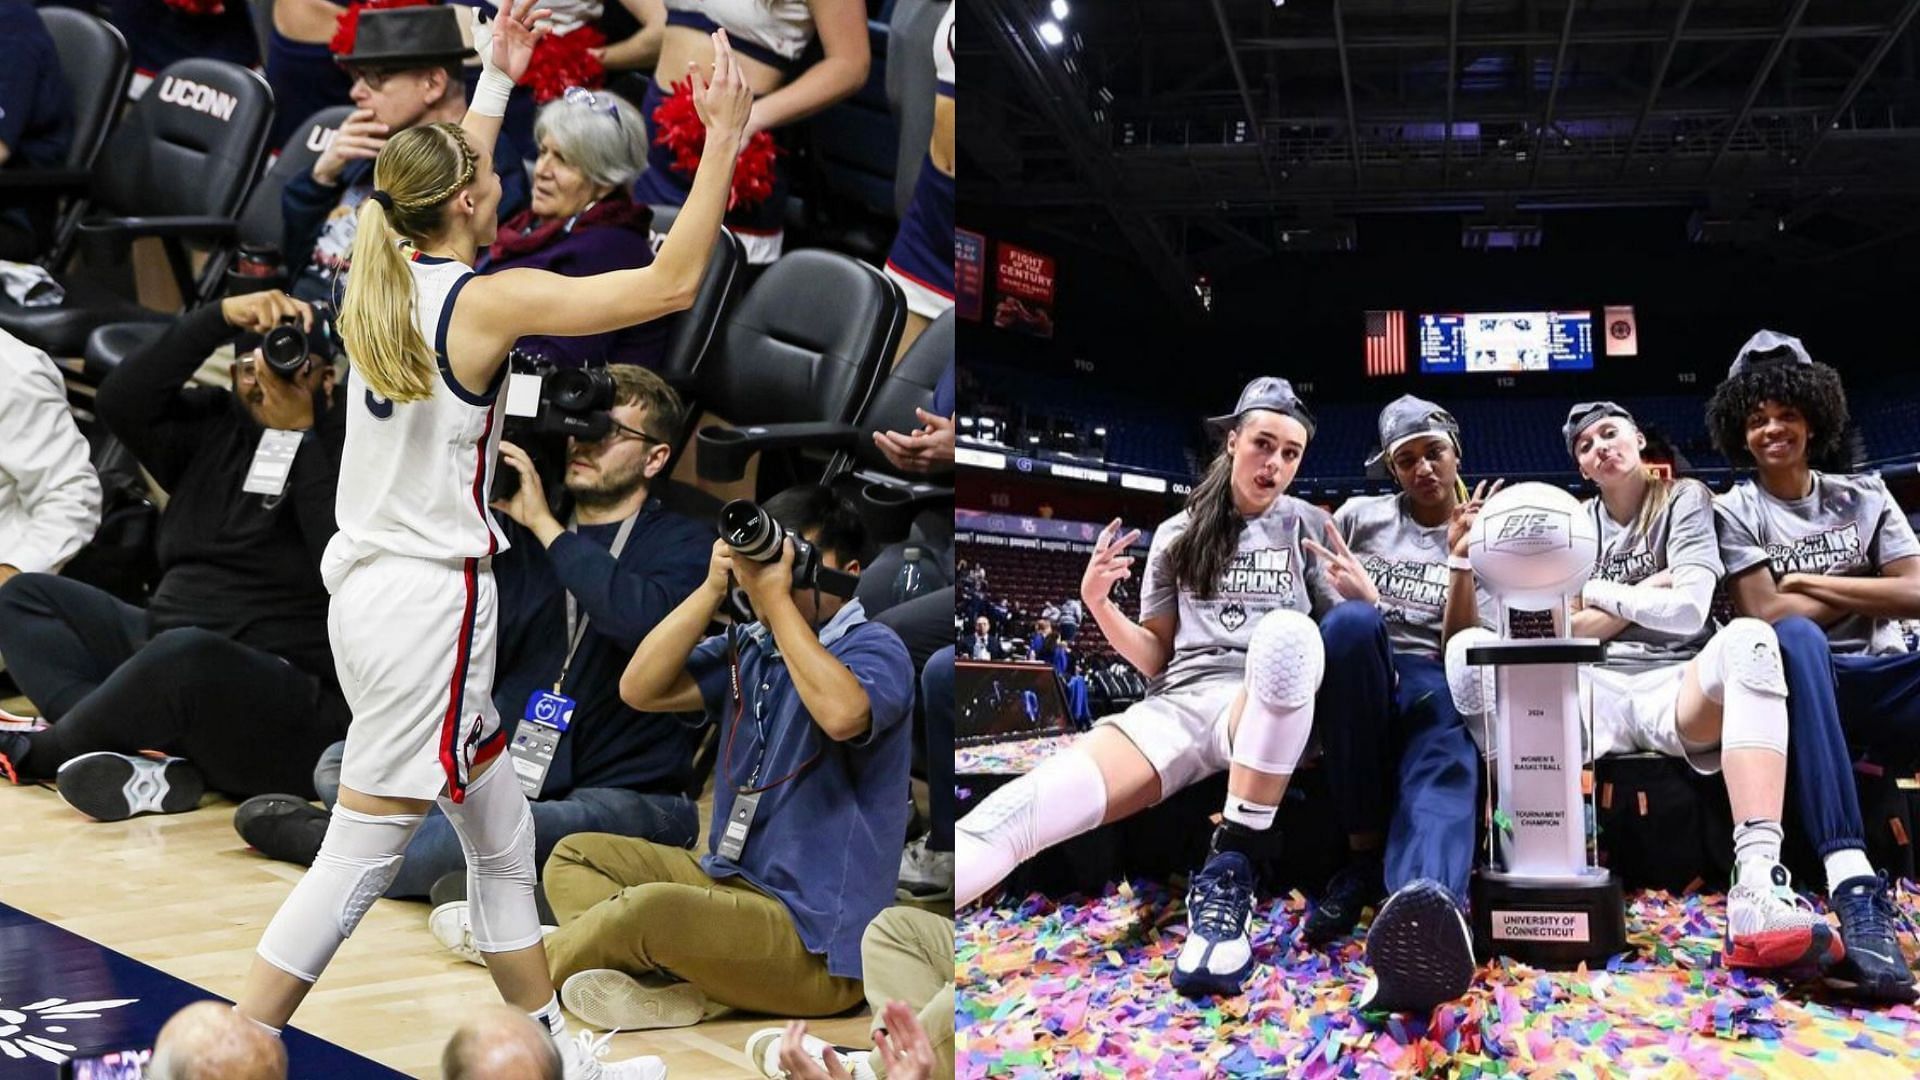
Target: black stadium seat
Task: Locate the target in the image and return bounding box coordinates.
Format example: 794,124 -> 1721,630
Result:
655,227 -> 747,386
2,8 -> 131,263
82,105 -> 354,383
671,248 -> 905,517
0,58 -> 273,360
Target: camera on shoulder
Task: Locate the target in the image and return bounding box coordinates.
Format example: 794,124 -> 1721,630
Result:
491,356 -> 622,503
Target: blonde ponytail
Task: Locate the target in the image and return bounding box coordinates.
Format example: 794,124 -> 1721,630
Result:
336,122 -> 479,405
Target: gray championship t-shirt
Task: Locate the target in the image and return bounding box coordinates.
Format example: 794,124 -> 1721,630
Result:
1334,493 -> 1464,658
1715,472 -> 1920,655
1587,479 -> 1724,669
1140,496 -> 1341,693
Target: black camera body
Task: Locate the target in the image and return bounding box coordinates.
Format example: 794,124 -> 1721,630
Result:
491,360 -> 621,504
718,499 -> 858,621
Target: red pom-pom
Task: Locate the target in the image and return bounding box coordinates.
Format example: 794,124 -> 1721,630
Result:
649,78 -> 779,211
523,27 -> 606,103
330,0 -> 435,58
162,0 -> 226,15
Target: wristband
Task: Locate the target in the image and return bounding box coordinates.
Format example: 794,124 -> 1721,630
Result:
471,68 -> 514,118
1448,555 -> 1474,572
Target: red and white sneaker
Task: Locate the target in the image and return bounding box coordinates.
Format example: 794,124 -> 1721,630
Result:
0,705 -> 47,733
1727,864 -> 1843,972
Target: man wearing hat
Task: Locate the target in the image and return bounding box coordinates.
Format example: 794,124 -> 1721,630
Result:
1708,331 -> 1920,1002
283,4 -> 530,313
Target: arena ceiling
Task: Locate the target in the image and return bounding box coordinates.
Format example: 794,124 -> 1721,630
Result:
962,0 -> 1920,306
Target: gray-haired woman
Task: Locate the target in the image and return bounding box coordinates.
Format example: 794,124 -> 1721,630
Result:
481,86 -> 667,370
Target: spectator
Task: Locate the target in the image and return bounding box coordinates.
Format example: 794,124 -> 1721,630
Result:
534,486 -> 913,1030
748,1000 -> 940,1080
1056,597 -> 1083,641
882,2 -> 953,361
148,1002 -> 287,1080
0,2 -> 75,259
960,614 -> 995,661
0,330 -> 102,591
592,0 -> 666,76
480,89 -> 668,370
236,367 -> 712,909
0,292 -> 349,819
442,1004 -> 564,1080
283,7 -> 530,321
871,360 -> 954,478
262,0 -> 354,153
108,0 -> 258,100
630,0 -> 871,264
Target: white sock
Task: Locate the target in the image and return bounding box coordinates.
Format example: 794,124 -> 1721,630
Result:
532,993 -> 567,1039
233,1006 -> 282,1038
1823,847 -> 1876,895
1222,795 -> 1278,832
1732,818 -> 1784,888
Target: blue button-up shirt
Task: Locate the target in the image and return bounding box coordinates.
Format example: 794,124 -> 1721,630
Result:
685,598 -> 914,979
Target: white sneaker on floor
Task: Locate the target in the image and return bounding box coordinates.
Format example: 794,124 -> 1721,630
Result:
896,835 -> 954,902
0,705 -> 46,733
560,969 -> 707,1031
428,901 -> 555,967
558,1028 -> 667,1080
743,1026 -> 877,1080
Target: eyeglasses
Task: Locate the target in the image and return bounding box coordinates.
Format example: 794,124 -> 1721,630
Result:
562,86 -> 622,125
596,417 -> 668,446
344,65 -> 415,91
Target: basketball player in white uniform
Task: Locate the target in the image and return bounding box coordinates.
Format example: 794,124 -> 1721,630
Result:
1445,402 -> 1835,975
232,6 -> 754,1076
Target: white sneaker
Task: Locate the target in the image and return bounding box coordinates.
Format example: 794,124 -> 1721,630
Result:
896,836 -> 954,902
743,1026 -> 877,1080
557,1028 -> 667,1080
561,969 -> 706,1031
0,705 -> 46,732
1726,863 -> 1841,972
428,901 -> 555,967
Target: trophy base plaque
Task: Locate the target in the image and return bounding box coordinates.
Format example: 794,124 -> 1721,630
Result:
1471,867 -> 1626,967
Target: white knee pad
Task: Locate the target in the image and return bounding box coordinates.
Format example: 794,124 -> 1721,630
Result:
257,805 -> 424,982
1698,618 -> 1789,756
954,749 -> 1107,909
1231,610 -> 1322,775
1445,628 -> 1499,759
439,762 -> 542,953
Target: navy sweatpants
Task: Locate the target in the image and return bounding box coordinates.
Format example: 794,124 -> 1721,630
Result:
1774,615 -> 1920,858
1315,601 -> 1479,901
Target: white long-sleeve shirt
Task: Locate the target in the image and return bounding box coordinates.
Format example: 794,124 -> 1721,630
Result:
0,330 -> 102,575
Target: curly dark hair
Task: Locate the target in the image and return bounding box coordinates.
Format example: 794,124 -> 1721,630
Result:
1705,360 -> 1850,469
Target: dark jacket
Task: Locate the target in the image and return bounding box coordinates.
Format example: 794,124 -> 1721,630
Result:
93,303 -> 346,681
490,499 -> 714,797
479,193 -> 669,370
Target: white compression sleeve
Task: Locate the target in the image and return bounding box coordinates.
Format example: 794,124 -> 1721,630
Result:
439,762 -> 543,953
1696,617 -> 1789,756
1580,563 -> 1717,637
1229,610 -> 1322,776
954,749 -> 1108,909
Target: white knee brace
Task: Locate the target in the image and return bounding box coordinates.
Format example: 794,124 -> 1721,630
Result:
439,762 -> 543,953
1445,627 -> 1499,760
954,749 -> 1107,909
1697,618 -> 1789,756
1230,610 -> 1322,775
257,805 -> 424,982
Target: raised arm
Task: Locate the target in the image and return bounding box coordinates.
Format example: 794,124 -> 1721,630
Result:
455,29 -> 753,358
462,0 -> 551,159
1085,519 -> 1174,678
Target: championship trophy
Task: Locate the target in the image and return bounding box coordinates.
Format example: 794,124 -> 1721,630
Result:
1463,482 -> 1627,967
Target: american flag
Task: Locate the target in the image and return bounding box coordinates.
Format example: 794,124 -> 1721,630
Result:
1365,310 -> 1406,376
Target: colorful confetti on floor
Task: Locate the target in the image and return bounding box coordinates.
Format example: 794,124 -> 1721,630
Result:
958,878 -> 1920,1079
958,734 -> 1079,776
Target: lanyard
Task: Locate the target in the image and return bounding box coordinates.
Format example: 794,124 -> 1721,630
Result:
555,512 -> 639,693
724,626 -> 823,793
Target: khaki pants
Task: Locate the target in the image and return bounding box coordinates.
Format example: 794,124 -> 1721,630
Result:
543,834 -> 863,1017
861,907 -> 955,1080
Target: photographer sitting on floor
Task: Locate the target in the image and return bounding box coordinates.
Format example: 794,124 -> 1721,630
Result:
501,485 -> 913,1032
0,292 -> 349,820
236,367 -> 714,913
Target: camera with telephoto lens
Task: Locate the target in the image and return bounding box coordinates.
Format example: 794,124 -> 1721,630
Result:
259,311 -> 334,376
718,499 -> 858,620
491,359 -> 620,503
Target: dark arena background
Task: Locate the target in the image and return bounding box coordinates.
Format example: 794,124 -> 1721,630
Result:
954,0 -> 1920,1076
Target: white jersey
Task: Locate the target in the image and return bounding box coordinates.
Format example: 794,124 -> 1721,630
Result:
934,3 -> 954,94
322,252 -> 509,590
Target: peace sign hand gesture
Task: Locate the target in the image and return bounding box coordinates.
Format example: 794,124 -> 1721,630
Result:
1448,478 -> 1507,558
1301,520 -> 1380,604
1081,518 -> 1141,608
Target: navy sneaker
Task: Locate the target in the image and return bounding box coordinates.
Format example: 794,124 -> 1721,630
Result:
1172,850 -> 1258,997
1827,873 -> 1917,1003
1303,853 -> 1386,946
1359,878 -> 1477,1015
